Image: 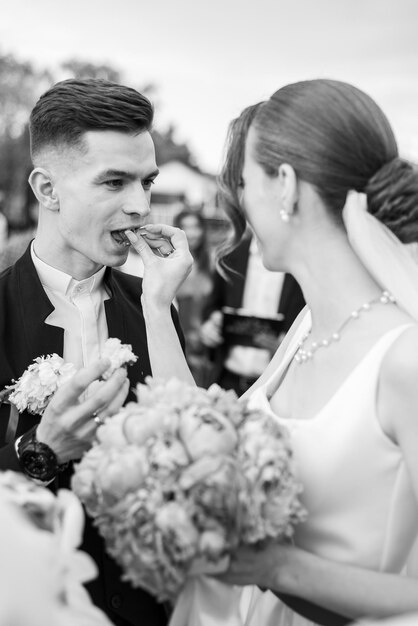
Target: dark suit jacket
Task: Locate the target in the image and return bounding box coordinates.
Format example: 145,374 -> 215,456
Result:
202,235 -> 306,381
0,245 -> 185,626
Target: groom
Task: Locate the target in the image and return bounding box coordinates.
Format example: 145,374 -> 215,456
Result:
0,78 -> 184,626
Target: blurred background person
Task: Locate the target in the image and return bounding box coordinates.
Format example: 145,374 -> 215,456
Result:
172,208 -> 214,386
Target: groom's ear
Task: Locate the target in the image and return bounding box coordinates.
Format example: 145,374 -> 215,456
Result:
28,168 -> 60,211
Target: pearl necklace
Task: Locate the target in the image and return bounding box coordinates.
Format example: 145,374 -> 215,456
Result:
294,290 -> 396,364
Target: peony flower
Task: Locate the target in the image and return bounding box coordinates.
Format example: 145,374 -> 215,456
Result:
8,355 -> 77,415
100,338 -> 138,380
148,437 -> 189,474
178,406 -> 238,461
156,502 -> 199,560
0,470 -> 58,531
123,407 -> 170,445
198,529 -> 227,561
95,446 -> 148,502
71,447 -> 105,516
95,412 -> 129,449
179,455 -> 227,490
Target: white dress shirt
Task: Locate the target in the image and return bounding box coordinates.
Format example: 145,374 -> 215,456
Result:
31,243 -> 110,369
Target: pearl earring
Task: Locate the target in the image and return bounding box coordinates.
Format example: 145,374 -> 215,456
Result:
280,209 -> 290,223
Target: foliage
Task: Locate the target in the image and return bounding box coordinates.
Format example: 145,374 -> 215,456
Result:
61,58 -> 123,82
0,53 -> 51,227
152,125 -> 197,168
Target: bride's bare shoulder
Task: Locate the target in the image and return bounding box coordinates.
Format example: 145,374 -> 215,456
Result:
382,324 -> 418,376
379,324 -> 418,433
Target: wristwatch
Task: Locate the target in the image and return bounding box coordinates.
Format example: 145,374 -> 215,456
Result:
17,425 -> 59,482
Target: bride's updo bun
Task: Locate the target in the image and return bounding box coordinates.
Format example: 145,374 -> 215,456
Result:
245,79 -> 418,239
366,158 -> 418,243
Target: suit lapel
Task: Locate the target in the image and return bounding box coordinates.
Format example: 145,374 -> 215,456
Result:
104,269 -> 150,396
103,268 -> 128,343
11,247 -> 64,375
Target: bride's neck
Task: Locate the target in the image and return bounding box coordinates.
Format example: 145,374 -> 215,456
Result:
292,236 -> 383,337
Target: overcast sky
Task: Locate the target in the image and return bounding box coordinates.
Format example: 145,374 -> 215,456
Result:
1,0 -> 417,173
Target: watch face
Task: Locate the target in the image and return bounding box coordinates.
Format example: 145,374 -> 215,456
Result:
18,434 -> 58,482
20,450 -> 51,480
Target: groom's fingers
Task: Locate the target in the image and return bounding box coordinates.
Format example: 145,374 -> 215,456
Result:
150,223 -> 189,252
142,236 -> 175,257
138,223 -> 190,255
125,229 -> 176,261
49,358 -> 111,411
125,229 -> 155,264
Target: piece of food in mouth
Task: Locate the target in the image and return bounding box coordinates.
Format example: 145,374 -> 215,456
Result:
111,228 -> 140,246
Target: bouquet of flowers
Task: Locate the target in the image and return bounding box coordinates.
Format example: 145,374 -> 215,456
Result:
2,337 -> 138,416
0,470 -> 112,625
72,377 -> 306,622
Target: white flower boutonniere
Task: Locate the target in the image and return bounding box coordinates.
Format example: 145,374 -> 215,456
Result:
3,338 -> 138,417
7,355 -> 77,415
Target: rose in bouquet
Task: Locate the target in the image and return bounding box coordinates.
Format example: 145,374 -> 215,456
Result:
3,337 -> 138,416
72,378 -> 306,605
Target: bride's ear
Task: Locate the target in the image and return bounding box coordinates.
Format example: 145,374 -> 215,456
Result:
278,164 -> 298,215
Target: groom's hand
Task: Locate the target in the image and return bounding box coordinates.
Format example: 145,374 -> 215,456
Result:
36,359 -> 129,464
126,224 -> 193,309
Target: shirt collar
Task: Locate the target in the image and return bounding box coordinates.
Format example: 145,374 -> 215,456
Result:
31,242 -> 106,296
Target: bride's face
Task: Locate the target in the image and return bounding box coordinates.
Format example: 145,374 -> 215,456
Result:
240,127 -> 287,270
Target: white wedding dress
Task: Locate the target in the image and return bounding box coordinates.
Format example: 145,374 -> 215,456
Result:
240,315 -> 418,626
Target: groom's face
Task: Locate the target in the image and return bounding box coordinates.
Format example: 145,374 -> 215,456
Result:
46,129 -> 159,276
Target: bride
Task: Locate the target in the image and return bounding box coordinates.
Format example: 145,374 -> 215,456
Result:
129,78 -> 418,624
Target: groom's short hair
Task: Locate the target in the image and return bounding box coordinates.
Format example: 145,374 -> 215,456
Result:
29,78 -> 154,162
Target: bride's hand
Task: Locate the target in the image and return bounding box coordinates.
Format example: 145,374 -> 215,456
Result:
126,224 -> 193,309
216,543 -> 293,590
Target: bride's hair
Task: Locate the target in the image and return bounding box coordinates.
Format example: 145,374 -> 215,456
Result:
216,102 -> 261,273
366,158 -> 418,243
250,79 -> 418,242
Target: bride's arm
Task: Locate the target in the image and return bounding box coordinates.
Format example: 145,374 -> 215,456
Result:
277,547 -> 418,620
221,537 -> 418,621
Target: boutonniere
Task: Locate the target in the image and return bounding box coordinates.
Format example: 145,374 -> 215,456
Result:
1,339 -> 138,442
5,354 -> 77,416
